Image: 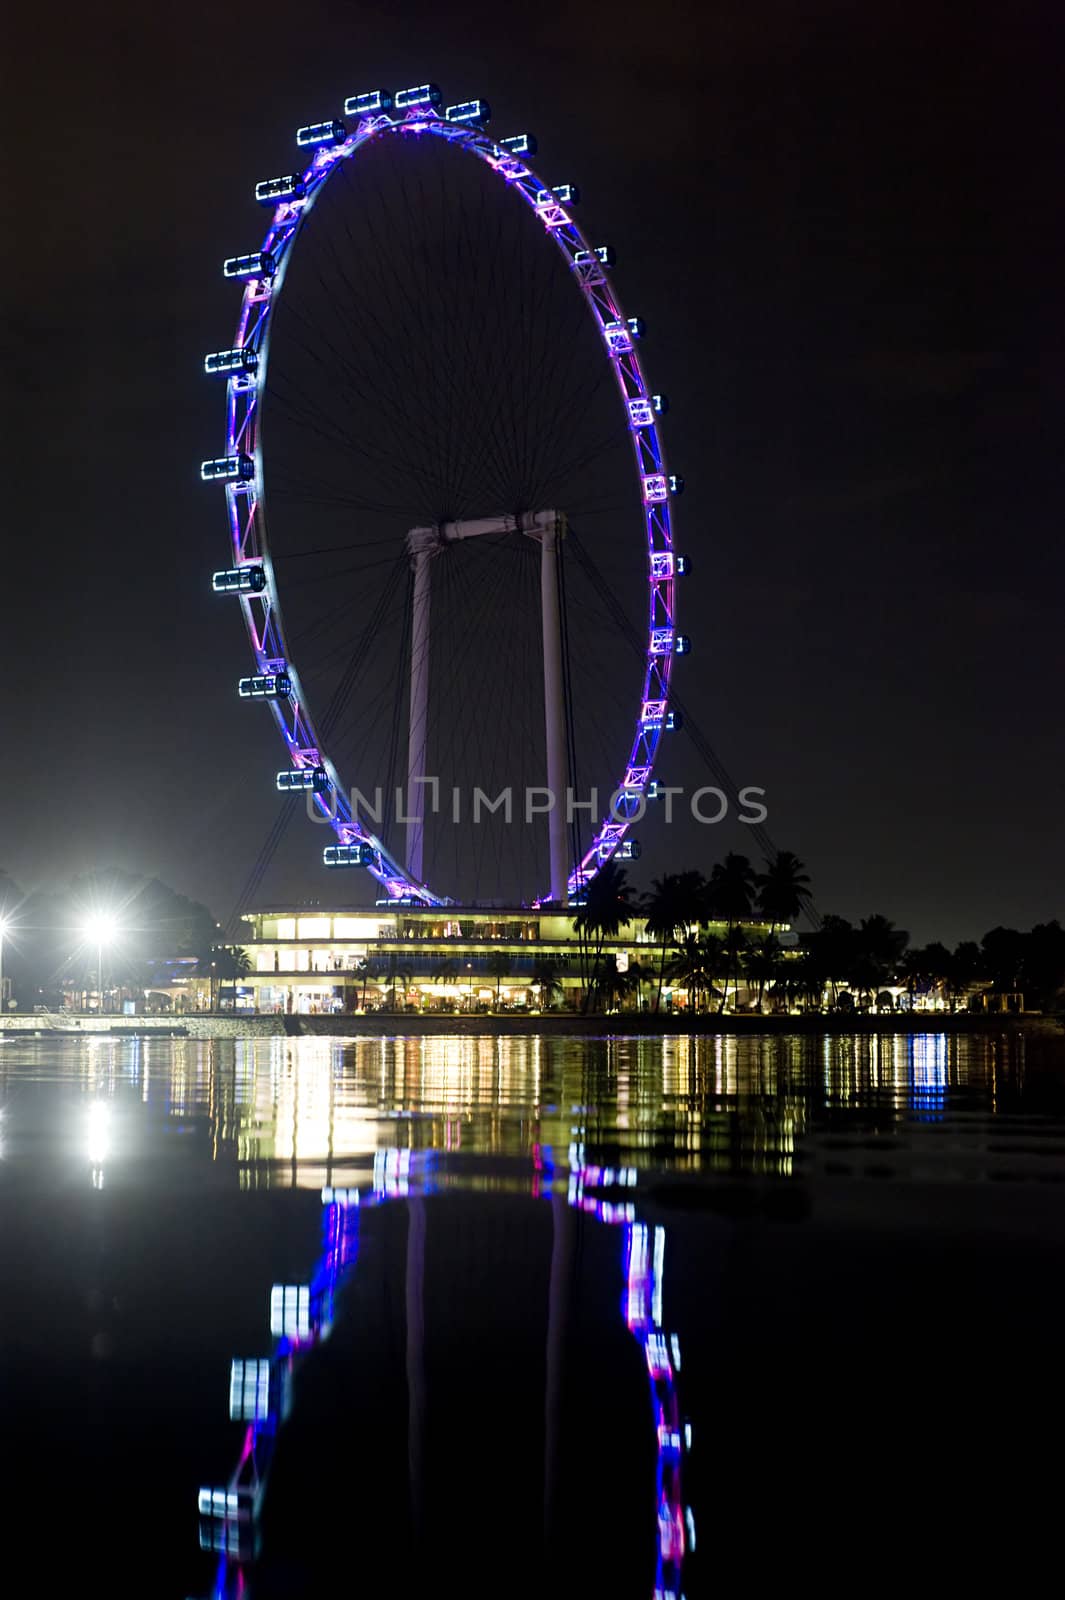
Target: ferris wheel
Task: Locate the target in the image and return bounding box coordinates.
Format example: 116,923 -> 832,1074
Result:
202,83 -> 687,908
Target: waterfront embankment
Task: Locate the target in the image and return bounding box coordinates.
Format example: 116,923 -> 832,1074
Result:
0,1011 -> 1050,1040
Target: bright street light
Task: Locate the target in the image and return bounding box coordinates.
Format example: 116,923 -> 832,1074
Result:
0,914 -> 10,1016
82,912 -> 120,1014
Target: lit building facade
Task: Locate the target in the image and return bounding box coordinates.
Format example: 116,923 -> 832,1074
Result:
234,904 -> 780,1015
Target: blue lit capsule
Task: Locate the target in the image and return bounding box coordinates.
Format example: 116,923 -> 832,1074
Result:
616,839 -> 642,861
498,133 -> 537,156
444,99 -> 490,125
668,474 -> 685,495
394,84 -> 442,110
665,710 -> 682,731
627,316 -> 645,337
223,251 -> 276,279
255,174 -> 305,205
204,348 -> 258,377
201,455 -> 254,483
673,635 -> 691,655
276,766 -> 329,793
573,245 -> 615,270
651,392 -> 669,414
229,1359 -> 272,1424
212,566 -> 266,594
344,89 -> 393,116
675,553 -> 690,576
239,673 -> 291,699
537,184 -> 579,207
324,843 -> 374,867
296,119 -> 346,147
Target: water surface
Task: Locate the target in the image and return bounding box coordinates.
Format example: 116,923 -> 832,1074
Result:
1,1030 -> 1062,1596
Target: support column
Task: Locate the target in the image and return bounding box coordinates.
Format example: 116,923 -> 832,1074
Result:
406,1195 -> 426,1538
536,515 -> 570,905
405,529 -> 438,883
405,511 -> 570,896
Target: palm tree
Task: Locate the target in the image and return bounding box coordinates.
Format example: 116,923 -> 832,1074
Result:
626,957 -> 653,1013
755,851 -> 811,935
572,862 -> 635,1013
596,956 -> 635,1012
809,915 -> 857,1006
358,957 -> 384,1010
642,870 -> 708,1012
486,950 -> 512,1009
667,932 -> 724,1011
849,915 -> 908,1008
708,853 -> 756,928
744,933 -> 782,1010
948,940 -> 982,1012
719,923 -> 748,1012
531,955 -> 564,1012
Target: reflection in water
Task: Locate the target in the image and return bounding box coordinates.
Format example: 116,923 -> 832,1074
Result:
0,1028 -> 1058,1190
196,1148 -> 689,1598
2,1027 -> 1063,1596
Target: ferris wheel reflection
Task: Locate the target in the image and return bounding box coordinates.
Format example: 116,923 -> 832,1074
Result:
195,1149 -> 693,1598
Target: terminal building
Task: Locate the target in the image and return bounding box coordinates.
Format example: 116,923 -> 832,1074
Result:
233,903 -> 782,1014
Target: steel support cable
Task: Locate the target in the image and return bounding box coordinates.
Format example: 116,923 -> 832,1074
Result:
566,530 -> 819,924
429,543 -> 525,895
382,570 -> 413,860
226,555 -> 409,930
450,544 -> 527,902
267,335 -> 452,512
306,175 -> 456,485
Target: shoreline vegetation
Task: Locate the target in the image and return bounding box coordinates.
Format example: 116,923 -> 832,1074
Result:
3,856 -> 1064,1023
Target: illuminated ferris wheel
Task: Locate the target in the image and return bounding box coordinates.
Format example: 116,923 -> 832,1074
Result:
202,82 -> 687,908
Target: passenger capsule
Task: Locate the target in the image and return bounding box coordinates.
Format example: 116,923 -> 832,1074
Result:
573,244 -> 615,270
276,766 -> 329,793
673,634 -> 691,655
616,839 -> 642,861
603,320 -> 633,355
394,84 -> 442,110
239,673 -> 291,699
223,251 -> 276,279
344,89 -> 393,116
626,316 -> 645,337
651,393 -> 669,414
255,174 -> 305,205
212,566 -> 266,594
444,99 -> 490,125
324,843 -> 374,867
537,184 -> 579,207
204,347 -> 258,377
296,119 -> 346,146
201,455 -> 254,483
668,474 -> 685,495
675,553 -> 690,576
498,133 -> 537,156
229,1359 -> 272,1423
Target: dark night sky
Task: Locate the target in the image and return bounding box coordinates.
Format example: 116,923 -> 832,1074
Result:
2,0 -> 1062,943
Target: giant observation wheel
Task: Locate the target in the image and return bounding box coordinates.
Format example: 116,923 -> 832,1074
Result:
202,83 -> 687,908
